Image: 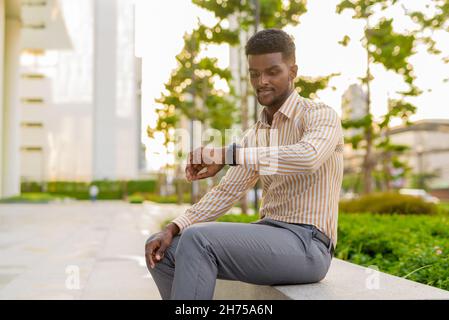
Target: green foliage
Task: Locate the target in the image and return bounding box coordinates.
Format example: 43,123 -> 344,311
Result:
339,192 -> 438,215
146,193 -> 191,204
20,180 -> 157,200
366,19 -> 418,93
126,180 -> 157,195
0,193 -> 71,204
192,0 -> 307,30
217,213 -> 259,223
409,172 -> 440,191
128,193 -> 144,204
336,0 -> 424,193
408,0 -> 449,58
150,30 -> 237,146
379,99 -> 416,128
159,213 -> 259,230
338,35 -> 351,46
337,213 -> 449,290
336,0 -> 398,18
21,181 -> 44,193
342,173 -> 363,193
294,73 -> 338,99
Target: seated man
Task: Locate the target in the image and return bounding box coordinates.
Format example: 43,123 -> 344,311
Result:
145,28 -> 344,300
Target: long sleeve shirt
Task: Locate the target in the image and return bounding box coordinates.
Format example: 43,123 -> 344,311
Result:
171,90 -> 344,248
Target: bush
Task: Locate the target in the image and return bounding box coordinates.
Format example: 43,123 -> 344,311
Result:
22,179 -> 158,200
126,180 -> 157,194
128,193 -> 144,204
146,193 -> 190,204
0,193 -> 71,203
337,213 -> 449,291
217,214 -> 259,223
339,192 -> 437,215
21,181 -> 43,193
159,213 -> 259,230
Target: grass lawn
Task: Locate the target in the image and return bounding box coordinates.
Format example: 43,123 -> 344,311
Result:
336,212 -> 449,290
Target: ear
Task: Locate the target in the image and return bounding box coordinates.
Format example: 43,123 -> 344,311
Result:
289,64 -> 298,81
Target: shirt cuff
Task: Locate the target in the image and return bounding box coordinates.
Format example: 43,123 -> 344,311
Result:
236,146 -> 260,171
170,214 -> 193,234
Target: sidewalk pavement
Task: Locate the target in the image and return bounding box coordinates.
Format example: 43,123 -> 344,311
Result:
0,201 -> 188,300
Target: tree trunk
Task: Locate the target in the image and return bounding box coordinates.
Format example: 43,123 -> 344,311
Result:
362,20 -> 374,194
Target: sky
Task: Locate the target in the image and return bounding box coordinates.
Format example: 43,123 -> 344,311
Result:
135,0 -> 449,170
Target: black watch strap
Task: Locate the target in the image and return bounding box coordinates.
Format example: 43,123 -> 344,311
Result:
226,143 -> 239,166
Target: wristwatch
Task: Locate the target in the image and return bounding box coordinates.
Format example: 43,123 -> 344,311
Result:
225,142 -> 239,166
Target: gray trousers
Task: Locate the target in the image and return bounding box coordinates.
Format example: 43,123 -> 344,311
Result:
145,218 -> 333,300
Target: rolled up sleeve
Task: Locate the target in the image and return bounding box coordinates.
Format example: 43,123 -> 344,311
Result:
171,133 -> 260,233
237,104 -> 342,175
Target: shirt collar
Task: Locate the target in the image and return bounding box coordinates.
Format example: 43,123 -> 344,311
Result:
257,90 -> 301,126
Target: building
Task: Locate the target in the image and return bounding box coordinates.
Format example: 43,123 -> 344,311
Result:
389,119 -> 449,190
1,0 -> 143,198
341,84 -> 368,137
340,84 -> 368,180
92,0 -> 141,180
1,0 -> 72,197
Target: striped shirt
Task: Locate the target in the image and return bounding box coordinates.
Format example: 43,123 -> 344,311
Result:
172,90 -> 344,248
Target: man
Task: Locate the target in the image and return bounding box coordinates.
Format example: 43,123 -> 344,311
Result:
145,29 -> 344,300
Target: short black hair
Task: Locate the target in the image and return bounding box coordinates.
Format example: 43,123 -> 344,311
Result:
245,28 -> 296,62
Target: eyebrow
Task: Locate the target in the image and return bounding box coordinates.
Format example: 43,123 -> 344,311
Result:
249,65 -> 282,72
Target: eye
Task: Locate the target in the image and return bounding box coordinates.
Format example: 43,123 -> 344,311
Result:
249,72 -> 260,78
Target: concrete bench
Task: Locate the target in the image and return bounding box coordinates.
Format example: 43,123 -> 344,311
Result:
213,258 -> 449,300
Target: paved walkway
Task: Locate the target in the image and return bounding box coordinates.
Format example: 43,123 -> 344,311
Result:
0,201 -> 188,300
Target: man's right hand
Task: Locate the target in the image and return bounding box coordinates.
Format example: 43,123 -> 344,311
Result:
145,224 -> 178,269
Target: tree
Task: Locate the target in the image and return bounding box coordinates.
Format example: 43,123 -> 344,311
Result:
149,0 -> 338,208
148,31 -> 236,145
337,0 -> 424,194
147,29 -> 237,203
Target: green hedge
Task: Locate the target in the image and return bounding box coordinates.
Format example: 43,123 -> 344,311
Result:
145,193 -> 191,204
127,180 -> 157,195
217,214 -> 259,223
337,213 -> 449,291
339,192 -> 437,215
0,193 -> 70,204
128,193 -> 145,204
20,180 -> 157,200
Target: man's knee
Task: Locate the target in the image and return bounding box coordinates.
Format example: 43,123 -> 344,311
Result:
179,224 -> 204,241
145,231 -> 162,246
176,223 -> 212,254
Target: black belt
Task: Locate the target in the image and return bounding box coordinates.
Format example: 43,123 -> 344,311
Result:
291,223 -> 335,257
312,228 -> 335,257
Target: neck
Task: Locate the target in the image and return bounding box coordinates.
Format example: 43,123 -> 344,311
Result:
264,87 -> 294,123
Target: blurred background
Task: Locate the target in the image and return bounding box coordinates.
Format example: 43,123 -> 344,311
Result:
1,0 -> 448,207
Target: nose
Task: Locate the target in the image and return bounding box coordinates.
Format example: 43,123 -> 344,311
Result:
258,72 -> 269,87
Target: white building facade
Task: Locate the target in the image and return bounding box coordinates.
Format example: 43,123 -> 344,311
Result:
1,0 -> 142,198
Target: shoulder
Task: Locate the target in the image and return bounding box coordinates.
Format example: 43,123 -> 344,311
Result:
238,123 -> 260,148
296,97 -> 341,126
